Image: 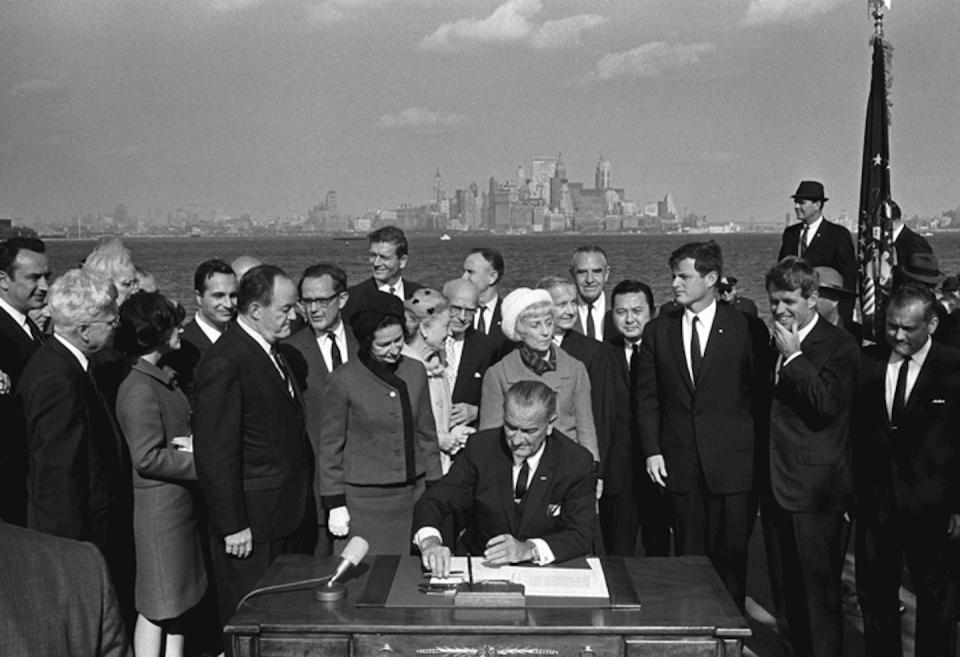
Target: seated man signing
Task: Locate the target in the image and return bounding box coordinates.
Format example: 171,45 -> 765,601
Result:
413,380 -> 596,576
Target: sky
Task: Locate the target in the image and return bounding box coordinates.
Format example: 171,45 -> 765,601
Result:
1,0 -> 957,224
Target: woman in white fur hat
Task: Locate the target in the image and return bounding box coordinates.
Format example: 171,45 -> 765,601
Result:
478,287 -> 599,466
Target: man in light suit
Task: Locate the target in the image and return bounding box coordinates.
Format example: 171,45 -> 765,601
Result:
778,181 -> 857,322
0,237 -> 50,526
570,245 -> 615,341
637,241 -> 769,608
280,263 -> 358,554
161,258 -> 237,396
193,264 -> 310,626
0,521 -> 132,657
15,268 -> 134,623
855,284 -> 960,657
462,247 -> 508,353
761,257 -> 858,657
342,226 -> 423,321
441,278 -> 499,428
414,380 -> 596,576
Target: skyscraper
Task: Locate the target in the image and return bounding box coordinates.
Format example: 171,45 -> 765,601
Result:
595,155 -> 611,191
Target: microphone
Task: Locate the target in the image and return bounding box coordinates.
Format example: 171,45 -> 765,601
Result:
315,536 -> 369,602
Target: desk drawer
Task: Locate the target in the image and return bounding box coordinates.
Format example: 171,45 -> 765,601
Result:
625,637 -> 734,656
354,634 -> 621,657
257,635 -> 350,657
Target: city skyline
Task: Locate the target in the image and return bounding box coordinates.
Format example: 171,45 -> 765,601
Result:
1,0 -> 957,224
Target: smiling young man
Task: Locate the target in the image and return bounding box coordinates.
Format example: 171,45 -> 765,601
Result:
342,226 -> 423,321
761,257 -> 859,657
163,259 -> 238,396
635,241 -> 769,609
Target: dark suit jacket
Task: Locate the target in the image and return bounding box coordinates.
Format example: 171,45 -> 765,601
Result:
280,324 -> 359,516
192,321 -> 310,543
15,338 -> 129,552
778,219 -> 857,297
893,225 -> 933,267
0,522 -> 132,657
561,330 -> 617,472
160,319 -> 215,397
450,330 -> 500,408
767,317 -> 858,513
341,277 -> 423,322
854,341 -> 960,514
0,308 -> 41,524
635,304 -> 769,494
478,296 -> 510,356
412,428 -> 596,563
604,335 -> 641,496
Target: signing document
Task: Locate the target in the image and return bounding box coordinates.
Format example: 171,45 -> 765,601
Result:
431,557 -> 609,598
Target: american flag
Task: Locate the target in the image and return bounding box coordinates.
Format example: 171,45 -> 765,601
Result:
857,33 -> 895,342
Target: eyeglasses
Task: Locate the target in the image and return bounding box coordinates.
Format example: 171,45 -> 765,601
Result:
300,293 -> 342,309
449,305 -> 477,316
87,317 -> 120,329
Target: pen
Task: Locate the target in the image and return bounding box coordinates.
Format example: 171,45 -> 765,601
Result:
467,556 -> 474,585
423,570 -> 464,578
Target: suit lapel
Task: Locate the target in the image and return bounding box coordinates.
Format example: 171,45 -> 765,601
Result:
904,343 -> 938,420
496,437 -> 519,534
697,307 -> 728,383
235,325 -> 300,408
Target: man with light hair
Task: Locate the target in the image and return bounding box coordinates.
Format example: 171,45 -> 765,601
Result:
83,239 -> 139,305
15,268 -> 134,623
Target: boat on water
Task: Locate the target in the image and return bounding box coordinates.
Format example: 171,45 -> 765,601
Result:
439,233 -> 451,241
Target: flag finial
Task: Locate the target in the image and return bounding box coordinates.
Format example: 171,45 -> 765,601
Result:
868,0 -> 889,38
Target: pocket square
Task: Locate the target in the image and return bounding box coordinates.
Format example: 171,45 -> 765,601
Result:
547,503 -> 561,517
473,372 -> 482,379
932,399 -> 947,405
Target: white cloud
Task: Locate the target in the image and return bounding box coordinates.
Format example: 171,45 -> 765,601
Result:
8,77 -> 64,98
305,0 -> 438,25
742,0 -> 845,26
208,0 -> 265,11
377,107 -> 468,132
588,42 -> 716,81
418,0 -> 606,52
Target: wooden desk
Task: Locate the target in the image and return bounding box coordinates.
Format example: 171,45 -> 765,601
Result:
225,555 -> 750,657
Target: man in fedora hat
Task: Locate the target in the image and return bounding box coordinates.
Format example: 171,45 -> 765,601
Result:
940,276 -> 959,315
895,252 -> 960,349
814,266 -> 862,343
778,181 -> 857,322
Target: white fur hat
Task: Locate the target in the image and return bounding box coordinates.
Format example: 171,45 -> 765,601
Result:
500,287 -> 553,342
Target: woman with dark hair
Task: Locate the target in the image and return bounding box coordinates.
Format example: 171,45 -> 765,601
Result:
318,291 -> 442,555
115,291 -> 206,657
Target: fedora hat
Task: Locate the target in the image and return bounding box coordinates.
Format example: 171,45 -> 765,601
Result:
814,266 -> 855,298
942,275 -> 960,294
791,180 -> 828,202
901,252 -> 946,285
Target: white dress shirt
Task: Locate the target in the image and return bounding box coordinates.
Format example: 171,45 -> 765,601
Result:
885,336 -> 932,420
577,294 -> 607,340
0,297 -> 33,340
315,320 -> 348,372
194,311 -> 224,344
378,279 -> 406,300
682,300 -> 717,381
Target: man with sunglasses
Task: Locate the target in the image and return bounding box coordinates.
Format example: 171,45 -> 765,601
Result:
280,263 -> 358,555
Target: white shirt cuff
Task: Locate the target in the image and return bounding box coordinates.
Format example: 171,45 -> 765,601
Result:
529,538 -> 555,565
413,527 -> 442,551
782,351 -> 802,368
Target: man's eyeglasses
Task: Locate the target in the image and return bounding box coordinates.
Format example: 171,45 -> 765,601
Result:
300,293 -> 342,310
87,317 -> 120,329
449,305 -> 477,317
